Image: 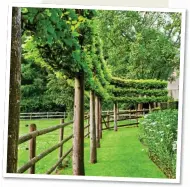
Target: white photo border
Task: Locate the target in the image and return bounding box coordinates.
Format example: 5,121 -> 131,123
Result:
3,3 -> 186,184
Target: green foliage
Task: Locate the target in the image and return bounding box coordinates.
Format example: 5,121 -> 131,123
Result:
22,8 -> 112,101
21,58 -> 49,112
139,110 -> 178,178
112,96 -> 169,104
96,10 -> 181,80
21,59 -> 68,112
128,29 -> 179,80
111,77 -> 167,89
45,73 -> 74,112
109,87 -> 168,97
21,8 -> 180,112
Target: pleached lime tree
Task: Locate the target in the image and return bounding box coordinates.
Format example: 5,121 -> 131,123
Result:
7,7 -> 21,173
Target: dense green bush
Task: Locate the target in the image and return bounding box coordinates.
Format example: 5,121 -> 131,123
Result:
139,109 -> 178,178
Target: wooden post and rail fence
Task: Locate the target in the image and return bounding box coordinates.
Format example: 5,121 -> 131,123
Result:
18,115 -> 90,174
17,101 -> 176,174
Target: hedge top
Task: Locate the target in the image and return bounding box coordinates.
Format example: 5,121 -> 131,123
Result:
111,77 -> 168,89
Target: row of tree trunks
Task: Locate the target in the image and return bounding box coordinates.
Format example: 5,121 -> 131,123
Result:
90,93 -> 102,163
7,7 -> 21,173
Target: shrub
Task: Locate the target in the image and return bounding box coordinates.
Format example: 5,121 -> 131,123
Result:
139,109 -> 178,178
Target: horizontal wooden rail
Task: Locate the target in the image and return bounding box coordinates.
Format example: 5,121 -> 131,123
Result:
102,117 -> 141,124
101,108 -> 160,117
102,123 -> 138,130
46,147 -> 73,174
84,132 -> 90,138
17,134 -> 73,173
84,115 -> 90,119
20,114 -> 64,118
18,121 -> 73,145
117,114 -> 143,117
20,112 -> 66,115
84,124 -> 90,130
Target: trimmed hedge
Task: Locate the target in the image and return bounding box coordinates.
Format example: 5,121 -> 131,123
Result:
109,87 -> 168,97
112,96 -> 169,103
111,77 -> 167,89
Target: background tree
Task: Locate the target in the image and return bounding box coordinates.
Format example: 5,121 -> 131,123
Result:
96,10 -> 181,80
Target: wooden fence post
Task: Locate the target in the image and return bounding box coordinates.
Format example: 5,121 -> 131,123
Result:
143,108 -> 145,116
136,109 -> 138,127
29,124 -> 36,174
129,109 -> 131,120
153,102 -> 157,109
114,102 -> 118,131
58,119 -> 64,168
106,111 -> 110,129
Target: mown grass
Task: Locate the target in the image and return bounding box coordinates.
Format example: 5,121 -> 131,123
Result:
18,118 -> 166,178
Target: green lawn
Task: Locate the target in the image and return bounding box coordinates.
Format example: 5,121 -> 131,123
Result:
18,118 -> 166,178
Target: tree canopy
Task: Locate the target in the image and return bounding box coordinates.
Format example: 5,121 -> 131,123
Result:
20,8 -> 181,112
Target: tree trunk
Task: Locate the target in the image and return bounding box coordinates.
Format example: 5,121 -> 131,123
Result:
90,90 -> 97,163
99,98 -> 102,139
95,95 -> 100,148
72,72 -> 85,175
114,102 -> 118,131
7,7 -> 21,173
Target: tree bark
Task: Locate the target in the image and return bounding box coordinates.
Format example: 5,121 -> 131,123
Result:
114,102 -> 118,131
95,95 -> 100,148
99,98 -> 102,139
72,72 -> 85,175
7,7 -> 21,173
90,90 -> 97,163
